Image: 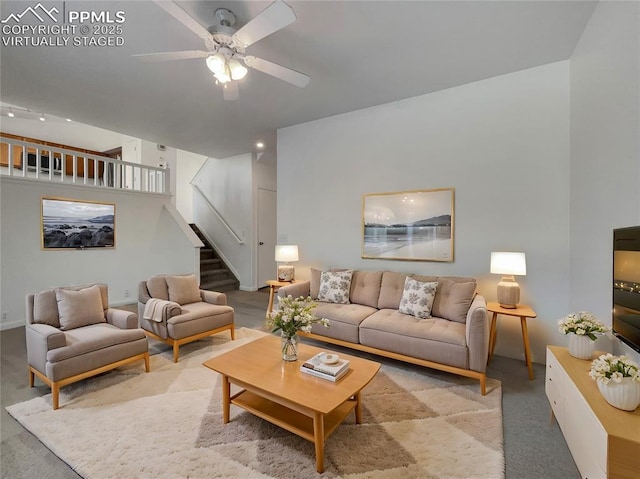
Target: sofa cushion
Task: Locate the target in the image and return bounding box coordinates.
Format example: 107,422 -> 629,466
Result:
33,289 -> 60,327
432,279 -> 477,323
377,272 -> 439,310
147,276 -> 169,301
310,268 -> 322,299
350,270 -> 383,308
166,275 -> 201,305
313,301 -> 378,343
317,270 -> 353,304
399,277 -> 438,319
55,285 -> 106,331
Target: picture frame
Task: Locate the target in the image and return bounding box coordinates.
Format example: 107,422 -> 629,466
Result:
362,188 -> 454,262
41,197 -> 115,250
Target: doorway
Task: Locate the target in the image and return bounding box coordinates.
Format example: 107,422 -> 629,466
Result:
257,188 -> 277,287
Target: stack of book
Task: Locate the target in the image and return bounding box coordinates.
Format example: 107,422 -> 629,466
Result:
300,352 -> 350,382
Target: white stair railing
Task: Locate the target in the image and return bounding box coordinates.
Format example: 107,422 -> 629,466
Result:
0,136 -> 169,193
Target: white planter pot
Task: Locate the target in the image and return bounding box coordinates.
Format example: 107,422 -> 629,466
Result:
597,377 -> 640,411
568,333 -> 595,360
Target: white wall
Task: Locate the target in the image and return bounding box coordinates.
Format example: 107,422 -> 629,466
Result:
0,177 -> 200,330
192,154 -> 254,290
569,1 -> 640,361
177,150 -> 207,223
278,62 -> 571,363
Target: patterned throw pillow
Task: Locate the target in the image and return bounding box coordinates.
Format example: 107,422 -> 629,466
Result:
317,270 -> 353,304
399,277 -> 438,319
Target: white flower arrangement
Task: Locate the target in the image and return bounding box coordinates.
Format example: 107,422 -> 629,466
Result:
589,353 -> 640,385
558,311 -> 609,341
267,295 -> 328,338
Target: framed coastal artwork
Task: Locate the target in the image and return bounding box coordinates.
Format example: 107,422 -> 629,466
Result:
362,188 -> 454,262
41,197 -> 115,250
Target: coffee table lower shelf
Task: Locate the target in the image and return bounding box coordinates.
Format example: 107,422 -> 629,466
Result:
231,389 -> 358,472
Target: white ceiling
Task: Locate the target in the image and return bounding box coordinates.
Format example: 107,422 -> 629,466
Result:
0,1 -> 596,158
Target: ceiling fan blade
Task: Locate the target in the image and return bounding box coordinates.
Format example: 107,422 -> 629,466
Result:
223,82 -> 239,101
232,0 -> 296,48
243,56 -> 310,88
152,1 -> 211,42
133,50 -> 210,63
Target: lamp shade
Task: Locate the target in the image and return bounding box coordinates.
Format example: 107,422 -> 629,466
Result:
490,252 -> 526,276
275,245 -> 299,263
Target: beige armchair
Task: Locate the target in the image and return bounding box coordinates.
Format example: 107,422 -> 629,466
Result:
26,283 -> 150,410
138,274 -> 235,362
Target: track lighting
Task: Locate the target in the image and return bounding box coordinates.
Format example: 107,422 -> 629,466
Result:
7,108 -> 15,118
39,113 -> 46,121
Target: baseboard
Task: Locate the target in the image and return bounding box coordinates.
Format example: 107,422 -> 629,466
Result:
1,319 -> 25,331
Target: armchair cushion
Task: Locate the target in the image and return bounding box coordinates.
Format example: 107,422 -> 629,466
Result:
56,285 -> 105,331
166,274 -> 201,305
33,289 -> 60,327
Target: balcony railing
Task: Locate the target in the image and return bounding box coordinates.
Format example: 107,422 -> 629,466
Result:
0,136 -> 169,193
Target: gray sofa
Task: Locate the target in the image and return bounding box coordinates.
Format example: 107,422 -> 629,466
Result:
278,269 -> 490,394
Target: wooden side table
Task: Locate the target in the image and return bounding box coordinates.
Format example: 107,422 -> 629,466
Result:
486,302 -> 537,380
265,280 -> 299,318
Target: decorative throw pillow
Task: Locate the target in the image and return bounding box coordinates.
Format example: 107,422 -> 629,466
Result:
166,274 -> 201,305
399,277 -> 438,319
55,285 -> 105,331
317,270 -> 353,304
431,280 -> 477,323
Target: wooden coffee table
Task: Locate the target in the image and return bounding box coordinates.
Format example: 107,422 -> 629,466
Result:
203,335 -> 381,473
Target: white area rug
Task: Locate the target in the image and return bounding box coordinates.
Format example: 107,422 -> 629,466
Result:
7,328 -> 504,478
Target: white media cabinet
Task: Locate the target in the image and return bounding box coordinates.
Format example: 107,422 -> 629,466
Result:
545,346 -> 640,479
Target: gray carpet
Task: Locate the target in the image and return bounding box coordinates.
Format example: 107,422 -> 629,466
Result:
1,289 -> 579,478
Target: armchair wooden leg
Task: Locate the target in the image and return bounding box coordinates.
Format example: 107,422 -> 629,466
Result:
230,325 -> 235,340
29,368 -> 35,387
144,352 -> 150,372
52,383 -> 60,410
173,343 -> 180,363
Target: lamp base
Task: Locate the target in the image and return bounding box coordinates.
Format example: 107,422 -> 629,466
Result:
497,276 -> 520,309
277,264 -> 295,282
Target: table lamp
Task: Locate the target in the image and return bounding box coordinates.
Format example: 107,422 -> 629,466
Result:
490,252 -> 526,309
275,245 -> 299,282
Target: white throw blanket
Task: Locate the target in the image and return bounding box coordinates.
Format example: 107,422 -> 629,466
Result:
143,298 -> 180,323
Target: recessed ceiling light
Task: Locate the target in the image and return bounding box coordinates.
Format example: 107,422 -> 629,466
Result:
66,118 -> 72,122
39,113 -> 45,121
256,142 -> 264,149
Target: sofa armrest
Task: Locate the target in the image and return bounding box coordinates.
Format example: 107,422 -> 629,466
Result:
465,294 -> 489,373
277,281 -> 311,300
26,323 -> 66,374
106,308 -> 139,329
201,290 -> 227,306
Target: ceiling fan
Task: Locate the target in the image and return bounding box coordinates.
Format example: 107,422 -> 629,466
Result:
134,0 -> 310,100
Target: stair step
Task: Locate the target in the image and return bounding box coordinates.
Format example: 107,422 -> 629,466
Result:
201,268 -> 231,279
200,258 -> 222,270
200,278 -> 240,292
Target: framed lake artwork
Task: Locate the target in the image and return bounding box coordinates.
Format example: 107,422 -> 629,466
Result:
41,197 -> 115,250
362,188 -> 454,262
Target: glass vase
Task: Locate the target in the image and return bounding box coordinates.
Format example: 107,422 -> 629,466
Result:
281,332 -> 299,361
597,377 -> 640,411
568,333 -> 595,360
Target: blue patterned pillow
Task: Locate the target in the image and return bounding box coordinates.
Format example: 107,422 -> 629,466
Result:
399,277 -> 438,319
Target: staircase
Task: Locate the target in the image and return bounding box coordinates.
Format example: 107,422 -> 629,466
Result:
190,224 -> 240,292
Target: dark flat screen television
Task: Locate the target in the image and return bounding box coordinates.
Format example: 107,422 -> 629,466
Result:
612,226 -> 640,353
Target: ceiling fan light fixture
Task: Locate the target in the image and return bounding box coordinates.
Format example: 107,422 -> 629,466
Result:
228,59 -> 248,80
214,70 -> 231,84
206,53 -> 226,74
